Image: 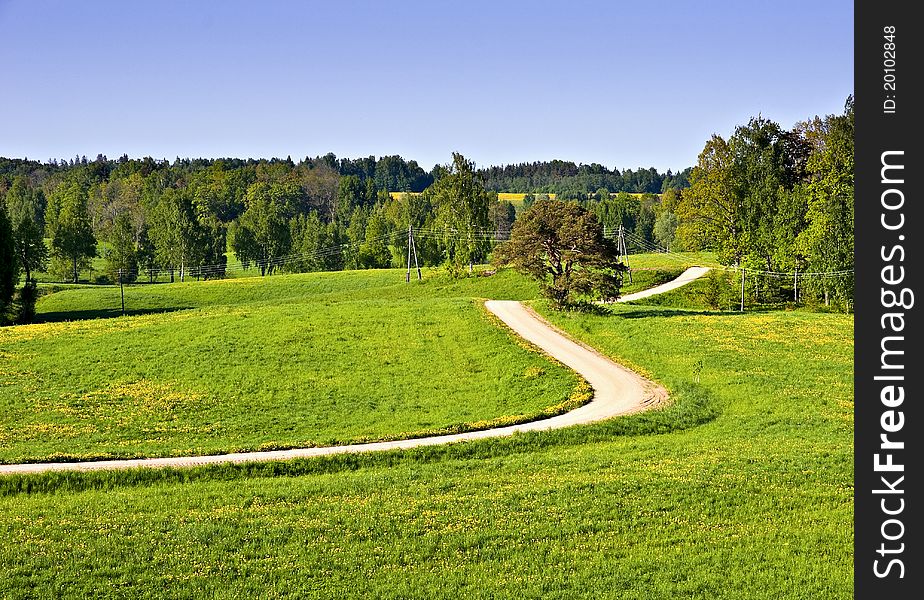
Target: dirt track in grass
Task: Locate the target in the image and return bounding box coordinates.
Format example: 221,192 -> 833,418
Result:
0,300 -> 666,475
618,266 -> 711,302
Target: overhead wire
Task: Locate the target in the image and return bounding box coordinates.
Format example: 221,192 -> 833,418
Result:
113,224 -> 852,282
615,228 -> 853,279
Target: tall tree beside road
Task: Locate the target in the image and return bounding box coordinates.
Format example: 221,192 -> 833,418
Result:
493,197 -> 626,308
675,135 -> 743,264
677,117 -> 808,268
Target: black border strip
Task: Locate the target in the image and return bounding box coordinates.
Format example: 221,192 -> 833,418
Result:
855,0 -> 920,596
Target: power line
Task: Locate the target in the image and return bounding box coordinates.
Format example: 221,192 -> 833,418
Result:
616,229 -> 853,279
116,230 -> 410,280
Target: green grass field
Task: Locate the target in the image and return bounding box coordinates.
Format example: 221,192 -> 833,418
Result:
625,250 -> 720,270
0,260 -> 852,597
1,269 -> 584,464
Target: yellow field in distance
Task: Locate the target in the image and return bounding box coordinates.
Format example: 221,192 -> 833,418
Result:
389,192 -> 655,207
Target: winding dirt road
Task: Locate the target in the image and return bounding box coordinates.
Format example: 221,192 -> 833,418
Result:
618,266 -> 711,302
0,302 -> 666,475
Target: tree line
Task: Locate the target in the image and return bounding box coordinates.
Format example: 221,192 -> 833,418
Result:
0,152 -> 677,294
0,152 -> 506,323
0,98 -> 854,323
491,98 -> 855,310
667,97 -> 855,307
480,161 -> 691,197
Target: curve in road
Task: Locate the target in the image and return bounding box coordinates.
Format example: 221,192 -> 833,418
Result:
0,301 -> 667,475
618,266 -> 711,303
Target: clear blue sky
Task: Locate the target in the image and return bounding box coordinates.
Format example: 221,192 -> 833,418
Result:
0,0 -> 853,172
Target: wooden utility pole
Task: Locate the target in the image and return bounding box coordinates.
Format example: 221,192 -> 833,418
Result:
739,266 -> 745,312
406,225 -> 412,282
617,224 -> 632,283
119,269 -> 125,315
406,224 -> 421,282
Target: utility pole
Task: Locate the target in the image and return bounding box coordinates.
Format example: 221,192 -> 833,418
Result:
794,268 -> 799,303
617,224 -> 632,283
406,225 -> 412,282
119,269 -> 125,315
739,266 -> 746,312
406,224 -> 421,282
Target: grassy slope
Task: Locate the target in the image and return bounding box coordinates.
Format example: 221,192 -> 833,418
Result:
619,267 -> 684,296
1,269 -> 580,463
0,263 -> 853,598
625,250 -> 720,270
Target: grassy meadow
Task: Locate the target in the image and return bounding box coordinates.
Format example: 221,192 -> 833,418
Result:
0,269 -> 584,463
0,258 -> 853,598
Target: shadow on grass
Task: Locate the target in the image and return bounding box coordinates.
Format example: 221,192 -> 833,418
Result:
615,307 -> 746,319
34,306 -> 192,324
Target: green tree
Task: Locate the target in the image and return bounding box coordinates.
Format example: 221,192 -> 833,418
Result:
381,188 -> 441,267
728,117 -> 808,274
431,153 -> 492,274
489,198 -> 517,240
677,118 -> 809,274
45,181 -> 97,283
590,191 -> 640,239
653,210 -> 679,251
795,98 -> 855,306
189,161 -> 250,222
149,188 -> 197,282
136,226 -> 157,282
0,199 -> 18,323
194,217 -> 227,279
343,206 -> 368,269
675,135 -> 742,261
659,187 -> 682,213
230,182 -> 292,275
289,212 -> 328,273
336,175 -> 375,224
358,208 -> 394,269
5,177 -> 48,284
105,213 -> 139,283
635,196 -> 657,249
493,197 -> 626,308
324,221 -> 348,271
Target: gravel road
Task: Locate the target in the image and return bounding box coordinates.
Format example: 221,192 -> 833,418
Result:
0,301 -> 666,475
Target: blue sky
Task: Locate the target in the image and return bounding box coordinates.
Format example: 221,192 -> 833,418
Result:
0,0 -> 853,171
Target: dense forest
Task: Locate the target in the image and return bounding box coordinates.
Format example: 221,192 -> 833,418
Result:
480,162 -> 691,197
1,97 -> 854,323
0,153 -> 681,291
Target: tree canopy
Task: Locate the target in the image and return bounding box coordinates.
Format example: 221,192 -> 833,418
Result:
45,180 -> 96,283
0,101 -> 853,313
5,177 -> 48,284
493,197 -> 625,307
0,198 -> 17,322
430,153 -> 493,274
675,98 -> 854,306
